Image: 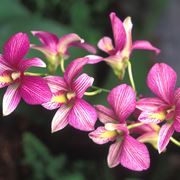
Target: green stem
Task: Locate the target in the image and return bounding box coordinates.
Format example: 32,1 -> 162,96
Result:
24,72 -> 48,77
170,137 -> 180,147
92,85 -> 110,93
84,89 -> 102,96
127,61 -> 136,92
127,122 -> 144,130
59,56 -> 65,73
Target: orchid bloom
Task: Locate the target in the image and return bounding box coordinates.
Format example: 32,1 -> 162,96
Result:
136,63 -> 180,153
89,84 -> 150,171
97,12 -> 160,79
31,31 -> 96,73
0,33 -> 52,116
42,57 -> 97,132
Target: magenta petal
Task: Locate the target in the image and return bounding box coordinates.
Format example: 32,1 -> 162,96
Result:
44,76 -> 67,93
18,58 -> 46,71
20,76 -> 52,105
147,63 -> 177,104
85,55 -> 103,64
97,37 -> 115,54
119,135 -> 150,171
51,104 -> 71,133
95,105 -> 117,124
109,12 -> 126,51
89,126 -> 117,145
107,84 -> 136,123
31,31 -> 58,50
0,55 -> 12,72
174,98 -> 180,132
68,99 -> 97,131
132,40 -> 160,54
64,57 -> 88,84
136,97 -> 168,112
72,73 -> 94,98
158,123 -> 174,153
3,33 -> 30,66
3,83 -> 21,116
58,33 -> 83,54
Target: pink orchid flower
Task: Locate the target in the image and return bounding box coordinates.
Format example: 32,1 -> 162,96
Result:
89,84 -> 150,171
42,57 -> 97,132
31,31 -> 96,72
136,63 -> 180,153
0,32 -> 52,116
97,12 -> 160,79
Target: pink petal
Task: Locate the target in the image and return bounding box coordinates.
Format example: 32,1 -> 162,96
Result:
85,55 -> 103,64
44,76 -> 68,93
3,83 -> 21,116
0,55 -> 12,73
68,99 -> 97,131
97,37 -> 115,55
147,63 -> 176,104
64,57 -> 88,85
42,100 -> 61,110
138,111 -> 166,124
57,33 -> 83,55
89,126 -> 117,144
20,76 -> 52,105
158,123 -> 174,153
132,40 -> 160,54
72,73 -> 94,98
95,105 -> 117,124
173,89 -> 180,132
51,104 -> 71,133
18,58 -> 46,71
31,31 -> 58,50
107,84 -> 136,123
3,33 -> 30,66
119,135 -> 150,171
136,97 -> 168,112
109,12 -> 126,51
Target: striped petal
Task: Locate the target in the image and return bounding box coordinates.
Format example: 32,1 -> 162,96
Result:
110,12 -> 126,51
20,76 -> 52,105
72,73 -> 94,98
107,84 -> 136,123
0,55 -> 12,73
2,83 -> 21,116
68,99 -> 97,131
51,104 -> 71,133
3,33 -> 30,66
147,63 -> 177,104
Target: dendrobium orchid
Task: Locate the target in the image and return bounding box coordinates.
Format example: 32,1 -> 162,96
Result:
97,12 -> 160,79
0,33 -> 52,116
89,84 -> 150,171
31,31 -> 96,73
43,57 -> 97,132
136,63 -> 180,153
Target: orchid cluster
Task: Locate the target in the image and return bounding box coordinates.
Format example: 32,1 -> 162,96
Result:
0,12 -> 179,171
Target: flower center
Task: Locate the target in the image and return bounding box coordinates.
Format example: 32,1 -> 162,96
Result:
11,72 -> 21,81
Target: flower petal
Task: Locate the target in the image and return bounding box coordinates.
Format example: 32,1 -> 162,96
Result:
18,58 -> 46,71
95,105 -> 117,124
119,135 -> 150,171
20,76 -> 52,104
132,40 -> 160,54
136,97 -> 168,112
110,12 -> 126,51
158,123 -> 174,153
0,55 -> 12,73
68,99 -> 97,131
174,101 -> 180,132
97,37 -> 115,54
57,33 -> 83,55
64,57 -> 88,84
85,55 -> 103,64
31,31 -> 58,50
3,83 -> 21,116
44,76 -> 67,93
89,126 -> 117,144
107,84 -> 136,123
147,63 -> 176,104
51,104 -> 71,133
72,73 -> 94,98
3,33 -> 29,66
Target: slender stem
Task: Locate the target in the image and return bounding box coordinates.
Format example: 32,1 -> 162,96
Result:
92,85 -> 110,93
127,61 -> 136,92
170,137 -> 180,147
84,89 -> 102,96
59,56 -> 65,73
127,122 -> 144,130
24,72 -> 48,77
